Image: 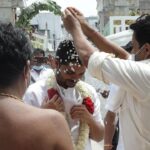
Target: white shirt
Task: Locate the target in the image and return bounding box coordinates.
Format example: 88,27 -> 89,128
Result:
88,51 -> 150,150
105,84 -> 120,112
23,77 -> 103,150
105,56 -> 134,150
30,68 -> 53,84
105,84 -> 124,150
84,69 -> 109,92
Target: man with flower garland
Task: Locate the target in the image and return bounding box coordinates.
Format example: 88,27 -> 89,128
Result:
23,40 -> 104,150
62,8 -> 150,150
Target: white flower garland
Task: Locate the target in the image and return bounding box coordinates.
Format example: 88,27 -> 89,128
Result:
47,72 -> 93,150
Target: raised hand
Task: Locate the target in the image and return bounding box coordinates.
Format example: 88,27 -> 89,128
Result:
66,7 -> 91,36
68,7 -> 84,20
62,8 -> 82,34
67,7 -> 87,26
41,95 -> 64,112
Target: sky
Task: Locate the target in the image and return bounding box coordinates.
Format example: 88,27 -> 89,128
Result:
25,0 -> 97,17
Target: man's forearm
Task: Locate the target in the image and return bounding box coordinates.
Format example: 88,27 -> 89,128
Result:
71,29 -> 97,67
87,117 -> 104,142
81,23 -> 129,59
104,111 -> 116,150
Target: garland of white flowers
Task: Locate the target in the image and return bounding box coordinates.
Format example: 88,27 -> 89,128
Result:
47,71 -> 93,150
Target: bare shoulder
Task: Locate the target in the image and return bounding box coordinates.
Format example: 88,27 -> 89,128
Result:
0,101 -> 73,150
23,106 -> 74,150
36,108 -> 68,133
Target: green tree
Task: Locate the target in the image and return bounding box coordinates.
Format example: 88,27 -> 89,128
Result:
15,0 -> 61,29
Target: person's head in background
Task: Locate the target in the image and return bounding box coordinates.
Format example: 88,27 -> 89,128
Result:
54,40 -> 86,89
0,23 -> 32,96
130,14 -> 150,61
31,48 -> 46,71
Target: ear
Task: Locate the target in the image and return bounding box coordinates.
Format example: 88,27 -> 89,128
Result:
144,43 -> 150,58
23,60 -> 30,79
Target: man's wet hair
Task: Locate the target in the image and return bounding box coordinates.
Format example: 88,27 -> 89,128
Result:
0,23 -> 32,88
56,40 -> 82,65
130,14 -> 150,47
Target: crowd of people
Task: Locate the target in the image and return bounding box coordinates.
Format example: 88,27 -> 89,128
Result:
0,6 -> 149,150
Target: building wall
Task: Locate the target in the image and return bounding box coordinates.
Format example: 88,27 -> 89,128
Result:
0,0 -> 24,24
0,8 -> 14,23
96,0 -> 149,34
30,12 -> 63,50
139,0 -> 150,13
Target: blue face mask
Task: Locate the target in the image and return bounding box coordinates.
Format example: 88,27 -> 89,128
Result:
32,65 -> 44,71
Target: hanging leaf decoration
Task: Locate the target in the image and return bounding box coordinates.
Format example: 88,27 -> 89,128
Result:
15,0 -> 62,28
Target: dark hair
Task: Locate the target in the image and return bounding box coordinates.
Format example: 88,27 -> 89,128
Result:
0,23 -> 32,88
130,14 -> 150,47
32,48 -> 45,57
56,40 -> 82,65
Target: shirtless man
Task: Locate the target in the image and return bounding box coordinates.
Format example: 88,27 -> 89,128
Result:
0,22 -> 73,150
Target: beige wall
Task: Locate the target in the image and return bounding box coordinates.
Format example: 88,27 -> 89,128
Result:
0,8 -> 15,24
97,0 -> 149,34
0,0 -> 24,24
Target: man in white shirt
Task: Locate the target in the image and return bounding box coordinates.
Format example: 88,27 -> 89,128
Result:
104,43 -> 133,150
24,40 -> 104,150
104,84 -> 121,150
30,48 -> 53,84
62,9 -> 150,150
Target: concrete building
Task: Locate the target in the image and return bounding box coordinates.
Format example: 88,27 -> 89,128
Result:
0,0 -> 24,24
30,12 -> 62,51
96,0 -> 150,35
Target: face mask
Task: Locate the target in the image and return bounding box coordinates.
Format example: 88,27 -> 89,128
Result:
32,65 -> 44,71
131,46 -> 145,61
